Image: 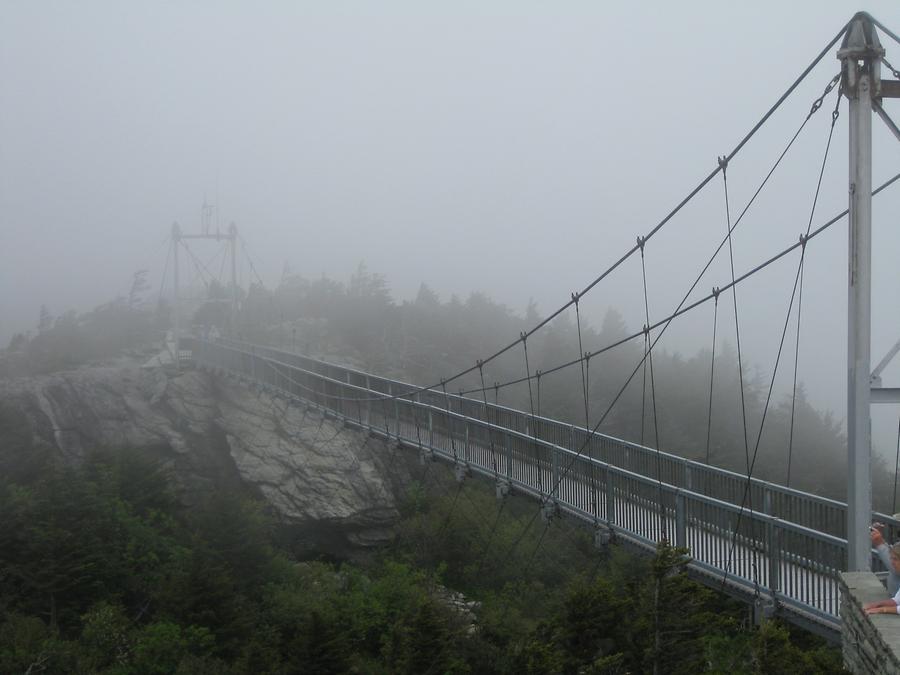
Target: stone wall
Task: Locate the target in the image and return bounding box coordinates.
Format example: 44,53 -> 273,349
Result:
841,572 -> 900,673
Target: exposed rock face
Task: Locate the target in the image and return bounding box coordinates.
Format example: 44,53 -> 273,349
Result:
0,362 -> 417,558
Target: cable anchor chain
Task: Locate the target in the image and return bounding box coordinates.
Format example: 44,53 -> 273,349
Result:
808,73 -> 842,117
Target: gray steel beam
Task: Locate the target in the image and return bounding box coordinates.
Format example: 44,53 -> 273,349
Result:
871,388 -> 900,404
840,12 -> 882,572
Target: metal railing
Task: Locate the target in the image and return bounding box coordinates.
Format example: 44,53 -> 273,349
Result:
186,337 -> 862,636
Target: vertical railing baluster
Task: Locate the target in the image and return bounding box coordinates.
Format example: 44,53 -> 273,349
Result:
675,491 -> 686,549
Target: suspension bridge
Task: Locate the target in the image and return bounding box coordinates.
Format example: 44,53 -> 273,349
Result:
161,13 -> 900,642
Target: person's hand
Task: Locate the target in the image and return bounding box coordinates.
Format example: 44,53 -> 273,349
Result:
872,526 -> 886,547
866,605 -> 896,615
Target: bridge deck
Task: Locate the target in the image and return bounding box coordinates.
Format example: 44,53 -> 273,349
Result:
187,337 -> 887,641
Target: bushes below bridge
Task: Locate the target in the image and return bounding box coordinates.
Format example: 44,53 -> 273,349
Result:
0,449 -> 843,674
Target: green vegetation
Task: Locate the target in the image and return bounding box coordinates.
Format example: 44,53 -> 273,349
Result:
0,450 -> 843,674
2,271 -> 167,377
3,263 -> 891,506
238,266 -> 895,509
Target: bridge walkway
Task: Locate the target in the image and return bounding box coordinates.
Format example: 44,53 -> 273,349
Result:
186,337 -> 898,641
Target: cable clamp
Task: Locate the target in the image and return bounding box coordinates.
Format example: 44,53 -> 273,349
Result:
798,233 -> 808,249
885,57 -> 900,80
832,107 -> 840,123
636,235 -> 646,251
717,156 -> 729,172
584,351 -> 591,363
476,359 -> 484,371
712,286 -> 721,300
571,291 -> 580,304
535,369 -> 542,381
520,331 -> 527,343
642,324 -> 650,337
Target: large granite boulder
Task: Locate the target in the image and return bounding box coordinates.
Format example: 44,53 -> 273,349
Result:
0,362 -> 416,558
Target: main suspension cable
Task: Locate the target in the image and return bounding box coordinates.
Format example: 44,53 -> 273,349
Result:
237,164 -> 900,411
309,29 -> 850,409
457,72 -> 843,399
871,15 -> 900,48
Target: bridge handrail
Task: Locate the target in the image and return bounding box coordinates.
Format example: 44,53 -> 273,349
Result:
188,337 -> 849,631
192,338 -> 851,540
201,338 -> 851,521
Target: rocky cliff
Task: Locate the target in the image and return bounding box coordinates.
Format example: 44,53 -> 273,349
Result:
0,361 -> 418,558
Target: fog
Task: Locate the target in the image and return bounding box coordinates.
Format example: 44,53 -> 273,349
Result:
3,2 -> 900,458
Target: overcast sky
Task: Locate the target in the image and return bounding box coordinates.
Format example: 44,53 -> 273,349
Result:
2,1 -> 900,451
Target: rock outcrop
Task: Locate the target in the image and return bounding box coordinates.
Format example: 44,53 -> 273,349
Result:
0,362 -> 417,558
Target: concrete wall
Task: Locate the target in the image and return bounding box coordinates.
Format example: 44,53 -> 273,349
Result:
841,572 -> 900,673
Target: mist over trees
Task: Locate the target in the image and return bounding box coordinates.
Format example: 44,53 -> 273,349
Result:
1,270 -> 168,377
0,267 -> 867,671
236,264 -> 893,511
2,262 -> 895,510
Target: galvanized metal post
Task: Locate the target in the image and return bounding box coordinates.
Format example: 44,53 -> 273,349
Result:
364,375 -> 372,428
505,430 -> 512,483
551,442 -> 560,502
464,422 -> 470,465
767,518 -> 780,595
605,466 -> 615,526
392,385 -> 400,441
839,13 -> 883,572
675,491 -> 686,549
